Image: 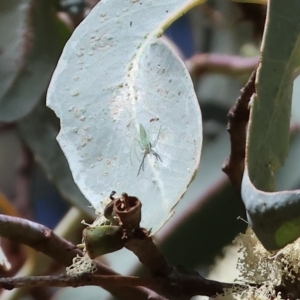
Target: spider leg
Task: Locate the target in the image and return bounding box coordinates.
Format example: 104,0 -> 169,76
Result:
151,149 -> 162,162
152,126 -> 162,147
129,144 -> 134,166
137,152 -> 146,176
130,138 -> 142,167
134,142 -> 140,161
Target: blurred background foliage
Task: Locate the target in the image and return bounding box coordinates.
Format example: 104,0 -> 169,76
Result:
0,1 -> 299,300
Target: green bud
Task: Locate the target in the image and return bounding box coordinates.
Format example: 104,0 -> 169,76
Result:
83,225 -> 124,258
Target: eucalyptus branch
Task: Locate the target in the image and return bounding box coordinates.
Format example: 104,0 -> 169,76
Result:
0,198 -> 247,300
0,214 -> 156,300
0,272 -> 235,300
0,214 -> 79,266
0,274 -> 157,290
186,54 -> 258,80
222,69 -> 257,195
109,193 -> 239,300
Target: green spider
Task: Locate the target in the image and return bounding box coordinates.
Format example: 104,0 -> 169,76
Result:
136,123 -> 162,176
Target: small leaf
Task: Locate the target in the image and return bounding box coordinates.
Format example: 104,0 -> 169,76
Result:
47,0 -> 203,234
83,225 -> 124,258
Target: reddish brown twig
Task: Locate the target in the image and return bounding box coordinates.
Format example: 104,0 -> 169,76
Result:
0,272 -> 234,300
0,274 -> 157,290
112,193 -> 237,299
222,69 -> 257,195
0,197 -> 247,300
186,54 -> 258,80
0,214 -> 155,300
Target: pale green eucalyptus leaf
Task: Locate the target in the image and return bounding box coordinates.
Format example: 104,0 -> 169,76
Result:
47,0 -> 203,234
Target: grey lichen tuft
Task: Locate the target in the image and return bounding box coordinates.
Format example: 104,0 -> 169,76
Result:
214,226 -> 300,300
66,254 -> 97,276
